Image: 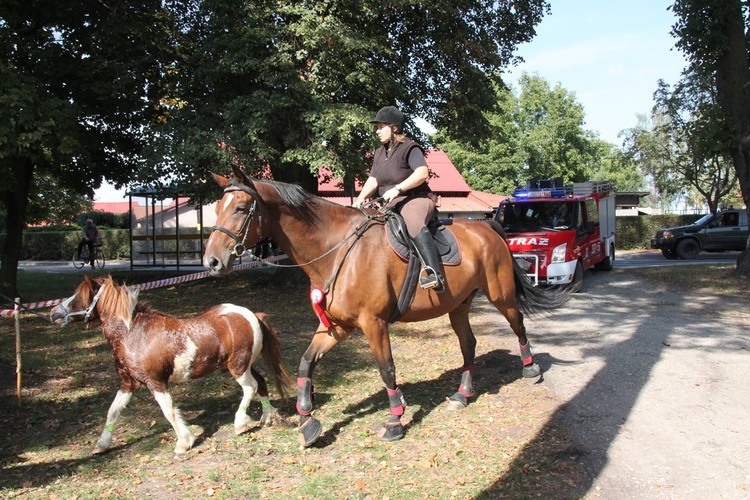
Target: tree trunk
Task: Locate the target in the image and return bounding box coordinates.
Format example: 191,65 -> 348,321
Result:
714,0 -> 750,276
0,159 -> 33,300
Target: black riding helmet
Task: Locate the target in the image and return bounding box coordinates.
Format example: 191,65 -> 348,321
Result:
370,106 -> 404,131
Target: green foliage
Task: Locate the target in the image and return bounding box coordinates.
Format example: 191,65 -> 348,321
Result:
621,74 -> 740,213
435,74 -> 641,194
616,214 -> 702,250
12,229 -> 131,261
149,0 -> 551,190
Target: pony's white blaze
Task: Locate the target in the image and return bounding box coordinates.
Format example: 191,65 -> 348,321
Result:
219,304 -> 263,360
170,337 -> 198,383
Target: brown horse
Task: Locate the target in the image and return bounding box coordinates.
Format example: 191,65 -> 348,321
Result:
203,166 -> 568,447
50,275 -> 292,454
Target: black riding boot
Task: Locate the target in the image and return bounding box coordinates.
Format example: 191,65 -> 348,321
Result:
412,228 -> 445,292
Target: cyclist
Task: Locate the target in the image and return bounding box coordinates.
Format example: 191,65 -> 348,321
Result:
77,219 -> 101,269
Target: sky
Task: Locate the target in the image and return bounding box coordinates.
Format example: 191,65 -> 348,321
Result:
508,0 -> 686,145
95,0 -> 687,202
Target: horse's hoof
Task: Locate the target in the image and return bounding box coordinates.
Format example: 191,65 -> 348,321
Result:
235,423 -> 249,435
522,362 -> 541,378
447,392 -> 468,411
92,446 -> 107,455
377,421 -> 405,442
298,417 -> 322,448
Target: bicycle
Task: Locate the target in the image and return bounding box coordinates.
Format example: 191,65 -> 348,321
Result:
72,242 -> 106,270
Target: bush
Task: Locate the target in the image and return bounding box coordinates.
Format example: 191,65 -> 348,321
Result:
13,229 -> 132,260
616,214 -> 702,250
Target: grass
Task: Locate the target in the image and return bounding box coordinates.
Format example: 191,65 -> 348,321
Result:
1,264 -> 748,498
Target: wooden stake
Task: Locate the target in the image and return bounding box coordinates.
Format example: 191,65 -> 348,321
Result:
14,297 -> 22,407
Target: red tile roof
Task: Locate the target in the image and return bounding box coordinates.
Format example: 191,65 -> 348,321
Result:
93,202 -> 135,215
319,150 -> 504,215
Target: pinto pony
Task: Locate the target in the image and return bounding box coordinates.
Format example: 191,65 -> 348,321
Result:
203,166 -> 569,447
50,275 -> 292,454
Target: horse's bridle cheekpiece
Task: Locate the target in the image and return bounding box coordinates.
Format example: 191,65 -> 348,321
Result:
211,180 -> 265,257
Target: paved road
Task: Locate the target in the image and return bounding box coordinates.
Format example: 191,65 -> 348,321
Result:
17,249 -> 741,274
615,249 -> 740,268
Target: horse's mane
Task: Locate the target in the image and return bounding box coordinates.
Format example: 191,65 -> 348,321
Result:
252,179 -> 324,225
92,277 -> 139,328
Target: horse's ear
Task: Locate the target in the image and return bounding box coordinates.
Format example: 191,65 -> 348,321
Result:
231,165 -> 256,190
211,172 -> 230,188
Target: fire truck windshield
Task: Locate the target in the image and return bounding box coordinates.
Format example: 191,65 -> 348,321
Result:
499,201 -> 577,232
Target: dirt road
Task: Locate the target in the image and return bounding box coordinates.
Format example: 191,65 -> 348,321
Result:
473,266 -> 750,498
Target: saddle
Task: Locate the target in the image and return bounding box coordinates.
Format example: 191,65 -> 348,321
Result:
384,212 -> 462,322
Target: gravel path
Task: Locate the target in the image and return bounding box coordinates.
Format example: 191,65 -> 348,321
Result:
475,267 -> 750,498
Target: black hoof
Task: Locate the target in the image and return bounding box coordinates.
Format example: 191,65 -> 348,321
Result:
378,422 -> 405,442
447,392 -> 468,410
298,417 -> 322,448
522,362 -> 541,378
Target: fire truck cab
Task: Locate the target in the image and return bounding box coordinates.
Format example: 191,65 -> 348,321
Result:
494,179 -> 616,287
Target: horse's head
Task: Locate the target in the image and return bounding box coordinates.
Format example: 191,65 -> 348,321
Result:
204,165 -> 267,276
50,275 -> 105,326
50,275 -> 139,329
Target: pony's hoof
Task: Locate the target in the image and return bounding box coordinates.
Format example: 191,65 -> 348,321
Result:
234,423 -> 249,435
92,446 -> 108,455
377,421 -> 405,442
447,392 -> 468,411
298,417 -> 322,448
522,362 -> 541,378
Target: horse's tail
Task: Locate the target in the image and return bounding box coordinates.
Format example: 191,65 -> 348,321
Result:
485,220 -> 571,315
255,312 -> 293,399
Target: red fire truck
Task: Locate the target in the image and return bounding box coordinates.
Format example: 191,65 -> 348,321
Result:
494,179 -> 616,287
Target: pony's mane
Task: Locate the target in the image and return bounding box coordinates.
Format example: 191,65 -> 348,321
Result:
95,277 -> 139,326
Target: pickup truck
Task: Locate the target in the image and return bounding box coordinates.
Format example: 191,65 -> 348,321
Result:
651,209 -> 749,259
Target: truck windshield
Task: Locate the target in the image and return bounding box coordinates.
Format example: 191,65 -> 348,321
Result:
692,213 -> 714,226
499,201 -> 576,232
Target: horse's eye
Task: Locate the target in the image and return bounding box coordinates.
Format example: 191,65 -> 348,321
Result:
236,206 -> 247,213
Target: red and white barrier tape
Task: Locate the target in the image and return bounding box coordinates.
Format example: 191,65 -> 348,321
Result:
0,254 -> 287,317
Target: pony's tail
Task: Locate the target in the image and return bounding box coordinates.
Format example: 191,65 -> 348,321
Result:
485,219 -> 571,316
255,312 -> 293,399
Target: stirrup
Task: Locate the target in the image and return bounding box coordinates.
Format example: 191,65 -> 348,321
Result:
419,269 -> 444,291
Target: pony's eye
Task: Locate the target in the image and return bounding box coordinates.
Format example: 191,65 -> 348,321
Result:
236,206 -> 247,213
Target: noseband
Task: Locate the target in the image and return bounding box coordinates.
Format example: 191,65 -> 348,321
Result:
211,182 -> 265,257
58,285 -> 105,327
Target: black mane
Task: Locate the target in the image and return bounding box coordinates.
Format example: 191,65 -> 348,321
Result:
255,179 -> 325,225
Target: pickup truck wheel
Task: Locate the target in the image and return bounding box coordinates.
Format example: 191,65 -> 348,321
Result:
661,248 -> 678,259
676,239 -> 700,259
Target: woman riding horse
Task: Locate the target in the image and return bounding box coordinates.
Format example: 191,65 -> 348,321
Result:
353,105 -> 443,292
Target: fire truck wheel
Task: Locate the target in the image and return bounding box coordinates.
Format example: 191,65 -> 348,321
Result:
570,261 -> 584,293
596,244 -> 615,271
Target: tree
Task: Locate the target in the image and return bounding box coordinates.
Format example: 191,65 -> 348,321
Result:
149,0 -> 551,193
0,1 -> 178,298
670,0 -> 750,274
622,75 -> 738,215
435,73 -> 634,193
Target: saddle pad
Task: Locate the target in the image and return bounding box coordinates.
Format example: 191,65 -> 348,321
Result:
386,223 -> 462,265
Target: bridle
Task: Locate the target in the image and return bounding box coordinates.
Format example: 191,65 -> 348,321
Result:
210,181 -> 267,257
209,180 -> 387,294
57,284 -> 105,327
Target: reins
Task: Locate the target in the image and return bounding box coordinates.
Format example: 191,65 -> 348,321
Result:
212,185 -> 386,294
